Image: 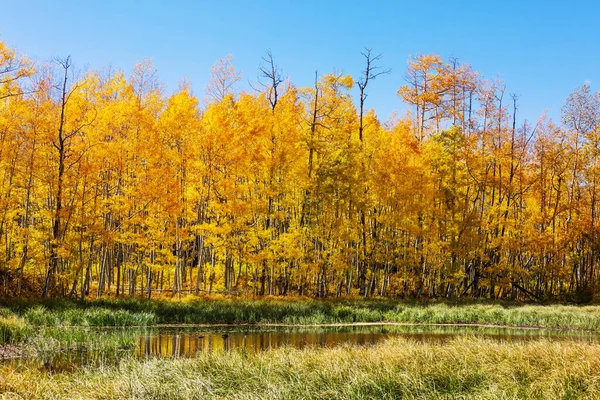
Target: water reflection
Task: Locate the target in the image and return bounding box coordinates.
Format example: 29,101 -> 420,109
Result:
6,324 -> 600,372
133,325 -> 600,358
135,328 -> 388,358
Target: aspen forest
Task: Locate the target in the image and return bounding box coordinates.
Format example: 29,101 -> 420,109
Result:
2,40 -> 600,302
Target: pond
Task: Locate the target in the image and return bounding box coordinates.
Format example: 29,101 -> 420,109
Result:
7,324 -> 600,372
133,324 -> 600,358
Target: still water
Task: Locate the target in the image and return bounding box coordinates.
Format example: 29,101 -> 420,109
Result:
136,326 -> 396,357
7,324 -> 600,371
134,324 -> 600,358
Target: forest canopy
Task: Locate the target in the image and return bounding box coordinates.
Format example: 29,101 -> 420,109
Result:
1,41 -> 598,301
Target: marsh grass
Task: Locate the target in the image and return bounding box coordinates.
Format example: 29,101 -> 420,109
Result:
21,305 -> 155,327
1,298 -> 600,331
3,298 -> 600,398
384,303 -> 600,330
0,316 -> 31,344
30,327 -> 139,354
2,336 -> 600,399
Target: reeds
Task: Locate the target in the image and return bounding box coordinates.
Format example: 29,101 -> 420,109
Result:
1,298 -> 600,330
0,316 -> 30,344
2,336 -> 600,399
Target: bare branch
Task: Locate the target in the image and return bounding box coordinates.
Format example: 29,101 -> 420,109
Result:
358,48 -> 390,142
257,50 -> 284,111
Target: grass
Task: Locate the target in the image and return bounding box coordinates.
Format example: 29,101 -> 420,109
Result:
0,315 -> 31,345
2,298 -> 600,398
21,305 -> 156,327
2,336 -> 600,399
29,327 -> 139,355
1,297 -> 600,334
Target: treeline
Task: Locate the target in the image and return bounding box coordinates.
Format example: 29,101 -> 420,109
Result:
1,41 -> 598,301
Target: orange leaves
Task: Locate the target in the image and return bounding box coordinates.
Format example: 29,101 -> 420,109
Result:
0,40 -> 34,99
399,54 -> 479,142
2,38 -> 600,299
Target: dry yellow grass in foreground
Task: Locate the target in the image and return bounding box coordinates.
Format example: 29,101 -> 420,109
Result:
2,336 -> 600,399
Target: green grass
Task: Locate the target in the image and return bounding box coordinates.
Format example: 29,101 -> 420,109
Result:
3,298 -> 600,398
1,297 -> 600,334
382,303 -> 600,330
29,327 -> 139,355
0,315 -> 31,344
2,336 -> 600,399
21,304 -> 155,327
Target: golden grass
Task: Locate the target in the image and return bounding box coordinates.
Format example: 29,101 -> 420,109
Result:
2,336 -> 600,399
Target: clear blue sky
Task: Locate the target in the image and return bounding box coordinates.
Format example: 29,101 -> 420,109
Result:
2,0 -> 599,123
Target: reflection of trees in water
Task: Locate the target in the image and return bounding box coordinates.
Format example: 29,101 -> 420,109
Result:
135,329 -> 412,357
132,324 -> 600,359
16,325 -> 600,373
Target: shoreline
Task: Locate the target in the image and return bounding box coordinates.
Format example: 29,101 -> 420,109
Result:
3,320 -> 599,360
15,320 -> 600,332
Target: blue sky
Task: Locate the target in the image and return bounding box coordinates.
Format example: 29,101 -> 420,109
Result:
2,0 -> 598,124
